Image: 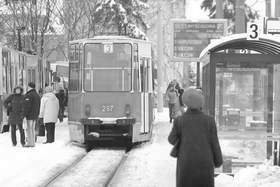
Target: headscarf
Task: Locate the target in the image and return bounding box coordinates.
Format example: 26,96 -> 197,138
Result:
45,86 -> 53,93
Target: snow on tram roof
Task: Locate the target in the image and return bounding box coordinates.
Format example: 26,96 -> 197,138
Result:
199,33 -> 280,59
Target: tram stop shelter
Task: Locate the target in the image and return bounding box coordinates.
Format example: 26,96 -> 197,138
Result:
199,33 -> 280,172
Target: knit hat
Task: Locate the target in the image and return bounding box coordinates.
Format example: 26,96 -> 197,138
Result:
182,87 -> 204,109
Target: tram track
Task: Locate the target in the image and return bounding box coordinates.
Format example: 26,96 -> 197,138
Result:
43,146 -> 129,187
42,152 -> 87,187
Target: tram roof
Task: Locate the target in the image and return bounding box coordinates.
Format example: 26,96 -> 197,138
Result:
70,35 -> 149,43
199,33 -> 280,59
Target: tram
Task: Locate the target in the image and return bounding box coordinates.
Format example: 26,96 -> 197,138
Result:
0,44 -> 43,132
67,36 -> 154,147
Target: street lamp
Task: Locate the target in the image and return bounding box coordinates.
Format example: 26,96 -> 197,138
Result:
16,26 -> 25,51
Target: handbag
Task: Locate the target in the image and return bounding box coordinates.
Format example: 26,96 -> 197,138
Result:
38,118 -> 45,136
1,124 -> 10,133
170,140 -> 180,158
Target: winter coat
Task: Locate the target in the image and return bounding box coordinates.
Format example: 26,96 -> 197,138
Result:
39,92 -> 59,123
4,87 -> 24,125
168,109 -> 223,187
23,89 -> 41,120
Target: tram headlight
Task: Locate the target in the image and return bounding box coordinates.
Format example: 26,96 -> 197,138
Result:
85,104 -> 91,117
124,104 -> 131,117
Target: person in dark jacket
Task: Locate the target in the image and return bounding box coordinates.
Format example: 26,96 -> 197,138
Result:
23,82 -> 41,147
4,86 -> 25,146
168,87 -> 223,187
55,89 -> 66,123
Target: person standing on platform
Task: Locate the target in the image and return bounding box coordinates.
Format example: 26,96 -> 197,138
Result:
39,86 -> 59,143
4,86 -> 25,147
23,82 -> 41,147
168,88 -> 223,187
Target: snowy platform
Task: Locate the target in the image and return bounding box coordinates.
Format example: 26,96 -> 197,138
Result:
0,119 -> 86,187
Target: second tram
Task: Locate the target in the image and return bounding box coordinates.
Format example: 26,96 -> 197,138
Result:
0,44 -> 43,131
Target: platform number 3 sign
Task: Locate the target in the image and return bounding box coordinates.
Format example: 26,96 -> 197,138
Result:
247,22 -> 262,40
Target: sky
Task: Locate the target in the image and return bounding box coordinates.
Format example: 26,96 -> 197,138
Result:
187,0 -> 266,20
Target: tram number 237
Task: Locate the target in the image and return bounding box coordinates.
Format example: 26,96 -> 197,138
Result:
101,105 -> 114,112
247,23 -> 260,40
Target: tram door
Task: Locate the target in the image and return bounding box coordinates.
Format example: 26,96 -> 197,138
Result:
140,57 -> 149,133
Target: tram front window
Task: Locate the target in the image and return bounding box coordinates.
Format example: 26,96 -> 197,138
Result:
84,43 -> 132,92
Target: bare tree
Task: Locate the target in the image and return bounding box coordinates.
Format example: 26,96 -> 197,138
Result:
0,0 -> 60,86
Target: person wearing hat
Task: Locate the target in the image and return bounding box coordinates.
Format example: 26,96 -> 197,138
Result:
4,86 -> 25,146
168,87 -> 223,187
39,86 -> 59,143
23,82 -> 41,147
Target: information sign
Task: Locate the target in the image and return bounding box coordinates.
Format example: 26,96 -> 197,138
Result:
171,19 -> 227,62
247,20 -> 263,40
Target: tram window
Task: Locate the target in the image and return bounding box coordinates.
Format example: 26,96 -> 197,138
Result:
69,44 -> 80,91
84,43 -> 132,91
147,58 -> 153,93
133,44 -> 138,62
27,69 -> 36,83
2,56 -> 7,94
140,58 -> 148,92
69,45 -> 75,61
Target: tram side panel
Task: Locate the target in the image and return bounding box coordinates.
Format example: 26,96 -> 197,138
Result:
68,93 -> 84,143
0,47 -> 3,129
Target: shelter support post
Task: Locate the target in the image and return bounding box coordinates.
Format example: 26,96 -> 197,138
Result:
267,66 -> 274,159
196,62 -> 200,87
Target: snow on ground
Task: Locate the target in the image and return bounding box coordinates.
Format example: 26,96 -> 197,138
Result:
220,139 -> 266,162
216,161 -> 280,187
0,119 -> 86,187
49,149 -> 125,187
109,108 -> 176,187
110,108 -> 280,187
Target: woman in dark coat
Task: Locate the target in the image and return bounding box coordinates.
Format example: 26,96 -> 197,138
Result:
168,88 -> 223,187
4,86 -> 25,146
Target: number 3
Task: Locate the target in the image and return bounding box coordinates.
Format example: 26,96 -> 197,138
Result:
249,24 -> 258,39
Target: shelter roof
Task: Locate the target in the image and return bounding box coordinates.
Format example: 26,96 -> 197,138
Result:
199,33 -> 280,59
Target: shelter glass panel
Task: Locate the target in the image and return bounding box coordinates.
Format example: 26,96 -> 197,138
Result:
215,68 -> 269,132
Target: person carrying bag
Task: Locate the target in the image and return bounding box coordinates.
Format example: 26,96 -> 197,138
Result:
168,88 -> 223,187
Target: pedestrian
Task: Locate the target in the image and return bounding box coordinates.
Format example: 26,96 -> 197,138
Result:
39,86 -> 59,143
168,87 -> 223,187
23,82 -> 41,147
4,86 -> 25,146
175,82 -> 184,107
55,88 -> 66,123
166,85 -> 178,123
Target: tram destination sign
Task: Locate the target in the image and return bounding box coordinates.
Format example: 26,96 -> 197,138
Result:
171,19 -> 227,62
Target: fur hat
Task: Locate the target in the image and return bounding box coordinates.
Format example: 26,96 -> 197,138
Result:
13,86 -> 23,94
28,82 -> 35,89
45,86 -> 53,93
182,87 -> 204,109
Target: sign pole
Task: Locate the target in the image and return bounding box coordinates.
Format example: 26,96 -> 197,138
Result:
157,2 -> 163,112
